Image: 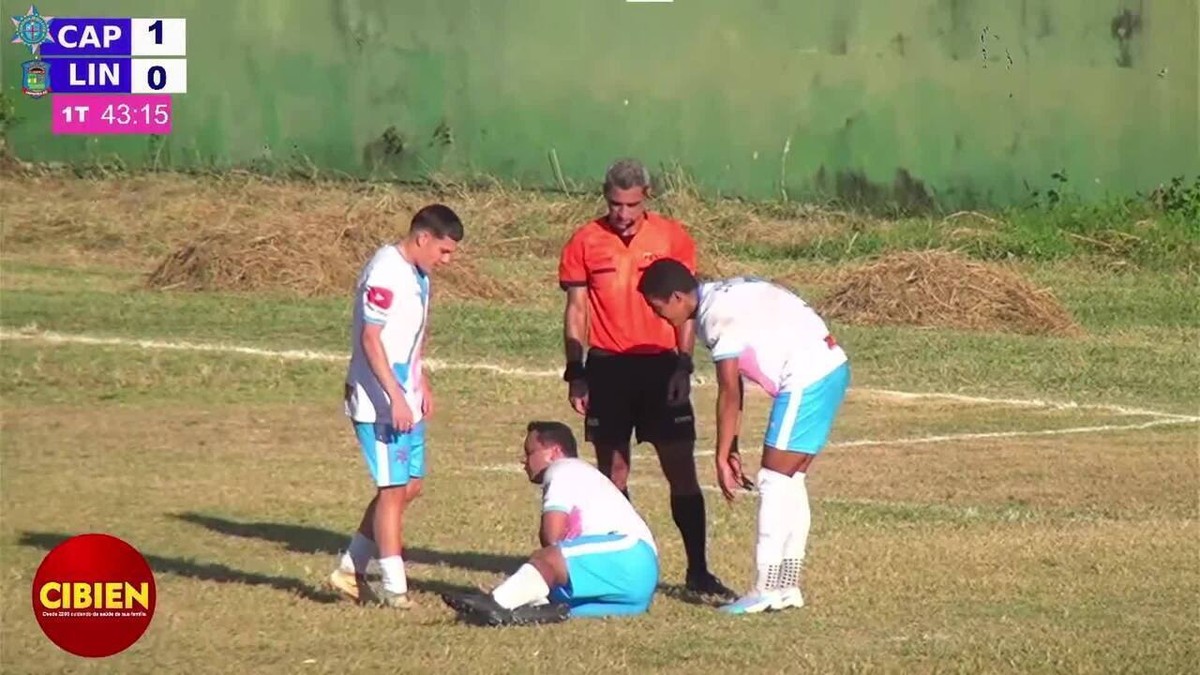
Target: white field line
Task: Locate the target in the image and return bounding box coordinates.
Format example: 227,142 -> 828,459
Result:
469,465 -> 1034,519
470,463 -> 761,501
4,328 -> 1198,429
692,416 -> 1198,457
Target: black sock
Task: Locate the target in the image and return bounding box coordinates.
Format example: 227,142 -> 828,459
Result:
671,493 -> 707,575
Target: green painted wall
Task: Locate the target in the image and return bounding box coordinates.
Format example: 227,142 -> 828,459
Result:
2,0 -> 1197,209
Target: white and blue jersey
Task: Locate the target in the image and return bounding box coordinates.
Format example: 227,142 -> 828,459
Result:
696,277 -> 851,454
345,244 -> 431,486
541,458 -> 660,617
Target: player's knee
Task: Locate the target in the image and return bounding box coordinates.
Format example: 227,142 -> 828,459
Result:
405,480 -> 423,502
529,547 -> 567,587
376,484 -> 408,508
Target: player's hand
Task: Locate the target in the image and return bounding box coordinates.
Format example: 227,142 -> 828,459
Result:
390,398 -> 416,434
728,446 -> 754,492
568,379 -> 589,416
716,456 -> 741,502
666,369 -> 691,406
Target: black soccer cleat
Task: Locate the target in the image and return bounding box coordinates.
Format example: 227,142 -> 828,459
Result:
441,592 -> 570,627
440,592 -> 475,614
685,570 -> 737,599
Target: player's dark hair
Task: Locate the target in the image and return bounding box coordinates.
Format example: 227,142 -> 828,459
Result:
526,421 -> 578,458
637,258 -> 698,301
410,203 -> 465,241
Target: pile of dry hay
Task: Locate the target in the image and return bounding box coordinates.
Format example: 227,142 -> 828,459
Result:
145,221 -> 525,302
812,250 -> 1082,337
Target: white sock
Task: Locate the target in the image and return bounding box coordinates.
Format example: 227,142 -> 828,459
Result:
753,468 -> 790,594
491,563 -> 551,610
379,555 -> 408,595
339,533 -> 377,574
781,471 -> 811,589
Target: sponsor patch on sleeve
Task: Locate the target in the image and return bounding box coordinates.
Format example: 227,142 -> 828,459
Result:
366,286 -> 394,311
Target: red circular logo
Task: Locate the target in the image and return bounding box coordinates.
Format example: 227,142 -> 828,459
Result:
31,534 -> 157,658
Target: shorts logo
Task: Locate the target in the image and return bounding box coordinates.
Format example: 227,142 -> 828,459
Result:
366,286 -> 393,311
32,533 -> 157,658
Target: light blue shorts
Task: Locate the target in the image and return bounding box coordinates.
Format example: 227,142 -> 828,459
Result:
353,420 -> 426,487
764,362 -> 850,454
549,534 -> 659,618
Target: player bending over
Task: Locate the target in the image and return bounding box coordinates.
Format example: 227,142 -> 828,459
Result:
328,204 -> 464,609
637,259 -> 851,615
442,421 -> 660,626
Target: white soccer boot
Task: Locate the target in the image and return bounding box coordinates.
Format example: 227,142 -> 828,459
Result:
770,586 -> 805,610
718,589 -> 781,615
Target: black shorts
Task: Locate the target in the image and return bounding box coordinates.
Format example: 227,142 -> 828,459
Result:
583,349 -> 697,447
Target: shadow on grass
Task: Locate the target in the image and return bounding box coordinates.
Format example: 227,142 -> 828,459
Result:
655,583 -> 731,608
172,511 -> 527,575
18,531 -> 341,603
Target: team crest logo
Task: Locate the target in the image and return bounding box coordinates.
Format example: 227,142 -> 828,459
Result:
10,5 -> 54,55
21,60 -> 50,98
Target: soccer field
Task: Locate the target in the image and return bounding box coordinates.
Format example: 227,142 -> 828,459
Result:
1,174 -> 1197,673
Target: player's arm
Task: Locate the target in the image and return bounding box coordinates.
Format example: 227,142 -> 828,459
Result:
357,276 -> 410,408
361,325 -> 405,405
418,319 -> 431,381
360,284 -> 406,406
540,476 -> 572,546
673,228 -> 700,361
539,510 -> 569,547
675,316 -> 696,359
714,357 -> 742,465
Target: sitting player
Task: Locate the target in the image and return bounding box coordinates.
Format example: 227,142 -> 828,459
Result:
442,421 -> 660,626
637,259 -> 851,615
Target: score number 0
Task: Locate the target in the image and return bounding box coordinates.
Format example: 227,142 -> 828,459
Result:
130,18 -> 187,94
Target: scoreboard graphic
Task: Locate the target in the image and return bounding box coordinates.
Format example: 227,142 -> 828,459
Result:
11,5 -> 186,135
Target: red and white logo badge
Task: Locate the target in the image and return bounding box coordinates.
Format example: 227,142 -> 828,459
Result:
32,533 -> 157,658
366,286 -> 394,311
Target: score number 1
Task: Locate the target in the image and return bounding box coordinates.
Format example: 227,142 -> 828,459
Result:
130,18 -> 187,94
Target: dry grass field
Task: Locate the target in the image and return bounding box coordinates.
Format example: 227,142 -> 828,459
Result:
1,170 -> 1197,673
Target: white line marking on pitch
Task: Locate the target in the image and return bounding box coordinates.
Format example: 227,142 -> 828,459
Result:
468,465 -> 1039,520
4,328 -> 1197,426
690,416 -> 1198,456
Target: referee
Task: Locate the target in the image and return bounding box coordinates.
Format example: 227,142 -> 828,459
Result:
557,158 -> 734,597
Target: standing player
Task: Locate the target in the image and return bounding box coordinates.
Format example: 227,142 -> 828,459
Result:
558,158 -> 732,598
442,421 -> 660,625
328,204 -> 465,609
637,259 -> 851,615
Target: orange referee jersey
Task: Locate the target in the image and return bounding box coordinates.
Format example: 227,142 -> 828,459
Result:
558,212 -> 698,355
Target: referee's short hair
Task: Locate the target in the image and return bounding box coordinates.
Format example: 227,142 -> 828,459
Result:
637,258 -> 698,301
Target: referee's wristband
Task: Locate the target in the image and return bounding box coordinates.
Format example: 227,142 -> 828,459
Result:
676,353 -> 694,374
563,361 -> 586,382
